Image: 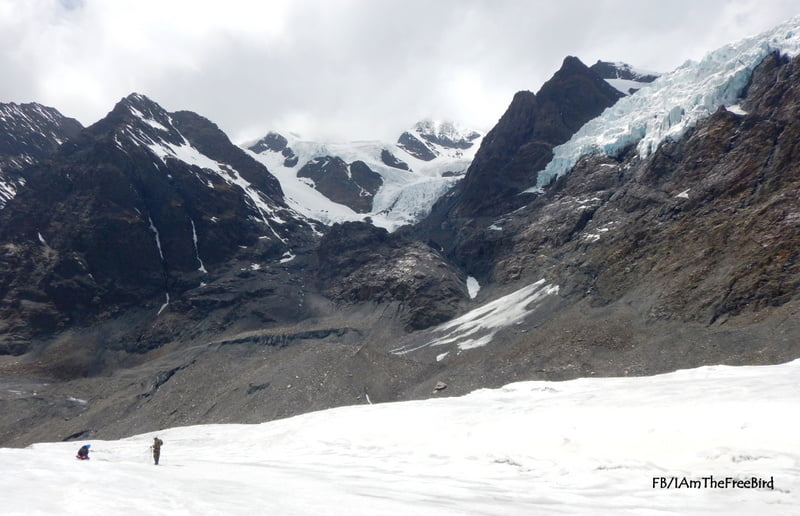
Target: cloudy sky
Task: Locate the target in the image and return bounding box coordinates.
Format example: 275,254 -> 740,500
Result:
1,0 -> 798,143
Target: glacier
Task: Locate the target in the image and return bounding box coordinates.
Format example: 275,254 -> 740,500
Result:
246,121 -> 483,232
536,15 -> 800,188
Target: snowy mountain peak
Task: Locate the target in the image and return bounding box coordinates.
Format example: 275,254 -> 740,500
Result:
121,94 -> 175,130
589,60 -> 662,95
0,101 -> 74,129
246,131 -> 298,167
249,131 -> 290,154
0,101 -> 83,207
537,15 -> 800,188
412,119 -> 482,150
84,93 -> 315,248
397,119 -> 483,162
590,61 -> 661,83
110,93 -> 185,149
119,92 -> 165,116
106,94 -> 289,216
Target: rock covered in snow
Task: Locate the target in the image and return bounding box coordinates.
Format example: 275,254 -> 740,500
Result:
380,148 -> 410,170
397,119 -> 482,161
246,121 -> 484,231
0,102 -> 83,208
297,156 -> 382,213
589,60 -> 661,94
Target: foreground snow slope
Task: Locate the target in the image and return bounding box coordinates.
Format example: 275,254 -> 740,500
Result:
3,360 -> 798,515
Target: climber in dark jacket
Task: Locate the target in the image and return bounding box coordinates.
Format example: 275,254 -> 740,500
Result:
76,444 -> 90,460
151,437 -> 163,465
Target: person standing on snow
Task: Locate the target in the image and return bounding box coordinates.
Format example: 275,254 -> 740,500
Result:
151,437 -> 163,465
76,444 -> 90,460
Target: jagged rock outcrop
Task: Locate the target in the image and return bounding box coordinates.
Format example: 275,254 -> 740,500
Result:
0,103 -> 83,207
454,56 -> 624,218
589,60 -> 660,83
417,56 -> 624,268
297,156 -> 383,213
316,221 -> 468,330
380,149 -> 409,170
0,102 -> 83,170
247,132 -> 298,167
396,120 -> 481,162
397,131 -> 438,161
248,132 -> 288,154
589,60 -> 661,95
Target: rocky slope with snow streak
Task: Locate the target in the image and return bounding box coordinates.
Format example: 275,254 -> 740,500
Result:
0,102 -> 83,207
0,93 -> 318,354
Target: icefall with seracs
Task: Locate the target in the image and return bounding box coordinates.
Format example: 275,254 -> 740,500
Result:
536,15 -> 800,189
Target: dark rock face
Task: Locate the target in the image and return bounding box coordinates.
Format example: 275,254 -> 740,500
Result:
0,93 -> 311,353
0,103 -> 83,169
171,110 -> 285,199
397,131 -> 437,161
350,160 -> 383,196
297,156 -> 383,213
380,149 -> 410,170
316,222 -> 468,330
0,103 -> 83,207
448,50 -> 800,328
453,56 -> 623,218
417,56 -> 624,265
282,149 -> 299,167
248,132 -> 288,154
364,50 -> 799,407
247,132 -> 298,167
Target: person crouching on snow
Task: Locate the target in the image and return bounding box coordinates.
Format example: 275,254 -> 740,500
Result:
76,444 -> 90,460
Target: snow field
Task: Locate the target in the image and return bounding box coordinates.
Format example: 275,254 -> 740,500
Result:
2,359 -> 797,515
247,129 -> 480,232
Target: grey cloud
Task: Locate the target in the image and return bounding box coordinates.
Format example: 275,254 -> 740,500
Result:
0,0 -> 797,142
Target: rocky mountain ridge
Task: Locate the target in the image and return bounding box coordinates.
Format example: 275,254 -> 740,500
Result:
0,93 -> 318,355
0,102 -> 83,207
